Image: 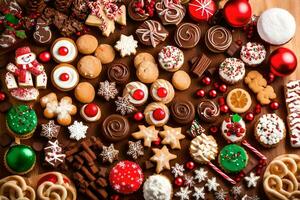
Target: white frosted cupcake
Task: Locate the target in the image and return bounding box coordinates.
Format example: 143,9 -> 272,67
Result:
143,175 -> 172,200
240,42 -> 266,67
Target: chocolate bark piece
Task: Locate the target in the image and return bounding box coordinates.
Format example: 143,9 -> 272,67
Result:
191,53 -> 211,77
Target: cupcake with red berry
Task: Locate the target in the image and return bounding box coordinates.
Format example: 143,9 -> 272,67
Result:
144,102 -> 169,127
123,81 -> 149,106
221,114 -> 246,143
80,103 -> 101,122
150,79 -> 175,104
240,42 -> 266,67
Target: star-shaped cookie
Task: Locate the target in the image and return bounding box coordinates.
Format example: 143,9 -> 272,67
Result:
132,125 -> 159,147
150,145 -> 177,173
159,125 -> 185,149
114,34 -> 138,57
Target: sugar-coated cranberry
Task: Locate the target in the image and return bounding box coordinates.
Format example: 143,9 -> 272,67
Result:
196,89 -> 205,98
174,177 -> 184,186
133,112 -> 144,121
270,101 -> 279,110
84,103 -> 98,117
208,89 -> 217,98
58,46 -> 69,56
201,76 -> 211,86
245,112 -> 254,122
152,108 -> 165,121
59,73 -> 69,81
157,87 -> 167,98
132,89 -> 144,100
220,104 -> 229,114
185,161 -> 195,170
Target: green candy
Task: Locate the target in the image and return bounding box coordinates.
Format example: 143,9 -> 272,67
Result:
6,105 -> 37,136
5,145 -> 36,173
219,144 -> 248,173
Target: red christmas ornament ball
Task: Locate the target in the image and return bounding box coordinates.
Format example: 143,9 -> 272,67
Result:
0,91 -> 6,102
38,51 -> 51,62
270,101 -> 279,110
269,47 -> 297,77
134,112 -> 144,121
223,0 -> 252,27
174,177 -> 184,186
186,161 -> 195,170
84,103 -> 98,117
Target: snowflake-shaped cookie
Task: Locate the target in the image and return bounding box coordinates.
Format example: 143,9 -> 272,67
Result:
98,80 -> 118,101
193,186 -> 205,200
44,140 -> 65,167
68,121 -> 88,141
194,167 -> 208,183
231,185 -> 242,196
244,172 -> 260,188
184,175 -> 195,188
127,140 -> 144,160
205,177 -> 219,192
175,186 -> 192,200
115,95 -> 136,115
114,34 -> 138,57
171,163 -> 185,178
215,189 -> 228,200
41,120 -> 60,139
100,144 -> 119,163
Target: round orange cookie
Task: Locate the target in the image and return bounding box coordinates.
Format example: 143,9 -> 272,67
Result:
74,82 -> 95,103
77,55 -> 102,79
94,44 -> 115,64
76,34 -> 98,54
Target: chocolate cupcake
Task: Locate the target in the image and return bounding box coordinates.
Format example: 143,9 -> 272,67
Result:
107,63 -> 130,84
205,25 -> 232,53
170,100 -> 195,125
102,114 -> 130,142
174,23 -> 201,49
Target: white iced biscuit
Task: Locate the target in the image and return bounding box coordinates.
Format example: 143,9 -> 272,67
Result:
143,175 -> 172,200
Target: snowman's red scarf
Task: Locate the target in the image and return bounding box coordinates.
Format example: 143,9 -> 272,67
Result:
16,60 -> 43,83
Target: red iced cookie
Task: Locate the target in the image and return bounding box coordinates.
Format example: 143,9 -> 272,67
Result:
109,160 -> 144,194
188,0 -> 217,22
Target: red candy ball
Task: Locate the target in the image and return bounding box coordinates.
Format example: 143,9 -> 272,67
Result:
213,82 -> 220,89
132,89 -> 144,100
186,161 -> 195,170
134,112 -> 144,121
218,84 -> 227,93
174,177 -> 184,186
157,87 -> 167,98
269,47 -> 297,77
188,0 -> 217,22
110,195 -> 120,200
59,73 -> 69,81
84,103 -> 98,117
270,101 -> 279,110
153,108 -> 165,121
208,89 -> 217,98
245,112 -> 254,122
38,51 -> 51,62
209,126 -> 218,134
267,72 -> 276,84
153,137 -> 161,146
109,161 -> 144,194
223,0 -> 252,27
196,89 -> 205,98
0,91 -> 6,102
218,97 -> 225,105
254,104 -> 261,114
220,104 -> 229,114
58,46 -> 69,56
201,76 -> 211,86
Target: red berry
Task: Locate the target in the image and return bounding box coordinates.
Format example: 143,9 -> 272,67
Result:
111,195 -> 120,200
38,51 -> 51,62
84,103 -> 98,117
152,108 -> 165,121
245,112 -> 254,122
220,104 -> 229,114
208,89 -> 217,98
134,112 -> 144,121
254,104 -> 261,114
59,73 -> 69,81
0,92 -> 6,102
152,137 -> 161,146
174,177 -> 184,186
209,126 -> 218,134
218,84 -> 227,93
213,82 -> 220,89
196,89 -> 205,98
270,101 -> 279,110
186,161 -> 195,170
218,97 -> 225,105
201,76 -> 211,86
157,87 -> 167,98
267,72 -> 275,84
132,89 -> 144,100
58,46 -> 69,56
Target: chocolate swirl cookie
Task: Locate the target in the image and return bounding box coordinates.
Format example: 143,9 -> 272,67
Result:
102,114 -> 130,142
107,63 -> 130,84
205,25 -> 232,53
197,100 -> 220,123
174,23 -> 201,49
155,0 -> 186,25
136,20 -> 169,47
170,100 -> 195,125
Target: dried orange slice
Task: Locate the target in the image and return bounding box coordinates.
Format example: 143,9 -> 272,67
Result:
226,88 -> 252,113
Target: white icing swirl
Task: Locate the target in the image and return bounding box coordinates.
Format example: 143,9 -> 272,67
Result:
155,0 -> 185,25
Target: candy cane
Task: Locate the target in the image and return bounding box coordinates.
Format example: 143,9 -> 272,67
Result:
208,161 -> 236,185
242,140 -> 267,161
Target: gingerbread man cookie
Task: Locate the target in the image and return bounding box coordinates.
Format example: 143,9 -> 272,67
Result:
40,93 -> 77,126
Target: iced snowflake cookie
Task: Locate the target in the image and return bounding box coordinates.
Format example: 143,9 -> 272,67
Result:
51,37 -> 78,63
51,64 -> 79,92
189,134 -> 218,164
143,175 -> 173,200
68,121 -> 88,141
158,46 -> 184,72
123,81 -> 149,106
240,42 -> 266,67
6,105 -> 37,139
219,58 -> 245,85
80,103 -> 101,122
144,102 -> 170,127
109,161 -> 144,194
221,114 -> 246,143
255,113 -> 286,148
218,144 -> 248,173
114,34 -> 138,57
150,79 -> 175,104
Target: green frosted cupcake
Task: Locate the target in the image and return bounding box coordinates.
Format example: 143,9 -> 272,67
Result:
218,144 -> 248,173
4,144 -> 36,174
6,105 -> 37,139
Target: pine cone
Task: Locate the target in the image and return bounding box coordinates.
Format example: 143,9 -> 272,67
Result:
26,0 -> 46,14
71,0 -> 89,21
54,0 -> 74,13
